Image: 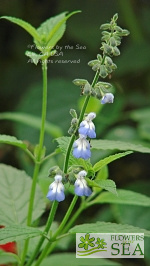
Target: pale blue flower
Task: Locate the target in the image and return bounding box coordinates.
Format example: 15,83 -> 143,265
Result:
74,170 -> 92,196
78,112 -> 96,138
101,93 -> 114,104
47,175 -> 65,202
73,134 -> 91,159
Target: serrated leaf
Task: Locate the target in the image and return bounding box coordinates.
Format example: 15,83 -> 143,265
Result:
87,179 -> 117,195
56,136 -> 71,152
0,134 -> 27,149
0,225 -> 42,244
1,16 -> 40,42
91,139 -> 150,153
0,164 -> 45,225
40,253 -> 121,266
36,12 -> 66,48
25,51 -> 43,65
93,151 -> 132,172
92,189 -> 150,207
69,221 -> 150,237
36,11 -> 81,51
0,112 -> 63,138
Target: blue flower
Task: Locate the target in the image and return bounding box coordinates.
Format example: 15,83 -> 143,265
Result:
73,134 -> 91,159
47,175 -> 65,202
78,112 -> 96,138
101,93 -> 114,104
74,170 -> 92,196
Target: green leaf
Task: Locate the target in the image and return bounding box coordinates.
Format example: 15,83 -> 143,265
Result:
0,164 -> 45,225
93,151 -> 132,172
87,179 -> 117,195
130,108 -> 150,122
25,51 -> 43,65
0,250 -> 20,264
95,165 -> 108,180
36,11 -> 81,51
0,112 -> 63,138
15,79 -> 79,151
92,189 -> 150,207
0,134 -> 27,150
56,136 -> 70,152
138,122 -> 150,141
0,225 -> 42,244
1,16 -> 40,42
69,221 -> 150,237
40,253 -> 121,266
91,139 -> 150,153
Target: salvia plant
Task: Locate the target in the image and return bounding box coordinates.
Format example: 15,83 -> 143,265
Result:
0,10 -> 150,266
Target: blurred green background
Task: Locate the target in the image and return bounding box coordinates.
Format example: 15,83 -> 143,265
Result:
0,0 -> 150,265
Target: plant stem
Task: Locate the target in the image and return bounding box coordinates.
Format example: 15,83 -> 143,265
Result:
21,60 -> 48,264
34,195 -> 78,265
39,202 -> 86,256
36,60 -> 48,162
63,70 -> 100,173
62,203 -> 84,233
31,70 -> 100,265
26,201 -> 58,266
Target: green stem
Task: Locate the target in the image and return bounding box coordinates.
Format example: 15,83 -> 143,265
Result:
40,201 -> 86,256
36,60 -> 48,161
63,70 -> 100,173
41,150 -> 60,164
21,60 -> 48,264
26,201 -> 58,266
30,69 -> 99,265
62,204 -> 84,233
34,195 -> 78,265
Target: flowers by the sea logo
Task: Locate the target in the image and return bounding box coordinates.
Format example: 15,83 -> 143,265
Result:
76,233 -> 144,258
77,233 -> 107,257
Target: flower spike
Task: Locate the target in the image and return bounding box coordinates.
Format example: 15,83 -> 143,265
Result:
47,174 -> 65,202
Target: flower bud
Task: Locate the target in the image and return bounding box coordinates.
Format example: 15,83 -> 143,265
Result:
48,166 -> 60,177
99,65 -> 108,78
102,43 -> 112,54
112,13 -> 118,22
97,54 -> 102,61
88,59 -> 99,67
95,81 -> 112,90
110,37 -> 116,47
114,26 -> 123,32
83,83 -> 91,95
91,88 -> 97,97
95,88 -> 102,100
73,79 -> 88,86
100,23 -> 111,30
70,109 -> 77,118
121,29 -> 130,36
92,63 -> 100,71
105,56 -> 113,66
112,46 -> 120,56
68,126 -> 76,135
71,118 -> 78,126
